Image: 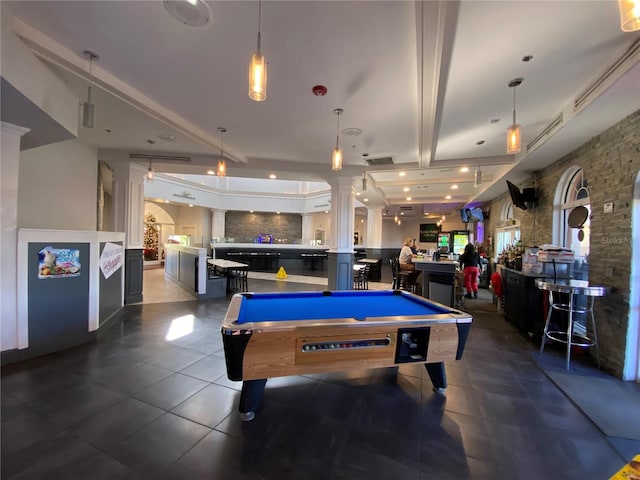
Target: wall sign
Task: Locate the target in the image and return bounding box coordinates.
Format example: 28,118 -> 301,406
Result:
99,242 -> 123,279
38,246 -> 81,279
419,224 -> 441,243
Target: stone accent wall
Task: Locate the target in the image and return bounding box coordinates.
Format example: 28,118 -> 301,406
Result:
225,211 -> 302,243
486,110 -> 640,377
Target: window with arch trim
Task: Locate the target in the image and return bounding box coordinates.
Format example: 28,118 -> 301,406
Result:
553,167 -> 590,277
495,200 -> 520,257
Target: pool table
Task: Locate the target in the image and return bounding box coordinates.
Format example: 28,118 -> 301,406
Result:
221,290 -> 472,420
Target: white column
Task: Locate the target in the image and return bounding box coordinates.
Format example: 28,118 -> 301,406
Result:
110,163 -> 146,249
210,209 -> 226,241
327,177 -> 355,253
1,122 -> 30,351
301,213 -> 314,245
367,207 -> 383,249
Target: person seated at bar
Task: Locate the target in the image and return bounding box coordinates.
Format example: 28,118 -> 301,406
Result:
458,243 -> 482,298
410,238 -> 419,254
399,237 -> 421,292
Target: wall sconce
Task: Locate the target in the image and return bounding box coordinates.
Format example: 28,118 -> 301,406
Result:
507,78 -> 523,154
82,50 -> 99,128
619,0 -> 640,31
248,0 -> 267,101
332,108 -> 343,171
217,127 -> 227,176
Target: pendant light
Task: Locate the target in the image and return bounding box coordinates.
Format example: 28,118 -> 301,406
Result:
362,172 -> 368,191
145,140 -> 155,182
474,140 -> 484,188
248,0 -> 267,101
331,108 -> 343,171
506,78 -> 523,154
619,0 -> 640,31
82,50 -> 99,128
217,127 -> 227,176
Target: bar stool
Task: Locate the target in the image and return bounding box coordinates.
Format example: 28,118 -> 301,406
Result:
536,279 -> 609,370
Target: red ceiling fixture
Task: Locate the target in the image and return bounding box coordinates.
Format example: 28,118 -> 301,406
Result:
312,85 -> 328,96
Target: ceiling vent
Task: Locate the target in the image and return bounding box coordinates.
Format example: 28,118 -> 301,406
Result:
526,113 -> 563,153
574,38 -> 640,112
365,156 -> 394,166
129,153 -> 191,162
399,206 -> 413,211
173,192 -> 195,200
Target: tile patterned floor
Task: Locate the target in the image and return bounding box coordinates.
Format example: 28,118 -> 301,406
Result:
2,272 -> 637,479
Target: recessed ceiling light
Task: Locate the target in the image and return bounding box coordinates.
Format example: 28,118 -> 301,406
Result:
406,197 -> 412,201
207,169 -> 215,175
269,174 -> 277,179
276,211 -> 280,214
165,200 -> 170,203
445,195 -> 452,200
399,171 -> 406,177
356,192 -> 361,196
325,210 -> 329,213
460,167 -> 469,173
403,187 -> 410,192
400,212 -> 404,215
424,212 -> 429,215
451,185 -> 459,189
363,198 -> 368,202
188,204 -> 194,207
250,210 -> 254,213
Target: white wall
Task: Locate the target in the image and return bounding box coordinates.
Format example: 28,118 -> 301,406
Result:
177,206 -> 211,247
18,139 -> 98,230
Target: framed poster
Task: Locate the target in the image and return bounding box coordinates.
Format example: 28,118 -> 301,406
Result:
38,246 -> 81,279
419,224 -> 441,243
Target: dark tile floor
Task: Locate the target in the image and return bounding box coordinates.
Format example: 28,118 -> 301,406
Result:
1,277 -> 634,480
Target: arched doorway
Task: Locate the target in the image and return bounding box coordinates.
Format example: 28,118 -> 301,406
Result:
626,172 -> 640,381
144,202 -> 176,265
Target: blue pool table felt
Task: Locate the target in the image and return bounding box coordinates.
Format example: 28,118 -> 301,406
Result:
235,291 -> 451,323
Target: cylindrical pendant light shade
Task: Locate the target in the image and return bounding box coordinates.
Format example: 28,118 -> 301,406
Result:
217,160 -> 226,176
82,100 -> 94,128
146,167 -> 154,182
619,0 -> 640,31
332,147 -> 342,171
249,50 -> 267,101
507,124 -> 521,154
474,169 -> 482,187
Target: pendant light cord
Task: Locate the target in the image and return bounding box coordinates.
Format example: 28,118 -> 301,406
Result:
512,86 -> 517,125
257,0 -> 262,52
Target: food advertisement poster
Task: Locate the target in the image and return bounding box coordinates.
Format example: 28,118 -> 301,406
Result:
99,242 -> 123,279
38,246 -> 81,279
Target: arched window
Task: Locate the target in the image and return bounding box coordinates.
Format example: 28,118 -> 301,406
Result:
495,200 -> 519,257
553,167 -> 590,275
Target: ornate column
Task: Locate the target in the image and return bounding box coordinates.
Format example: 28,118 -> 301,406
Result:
326,177 -> 355,290
1,122 -> 30,351
366,207 -> 383,257
301,213 -> 314,245
110,162 -> 146,303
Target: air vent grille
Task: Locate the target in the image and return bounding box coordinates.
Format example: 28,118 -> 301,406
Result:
399,206 -> 413,211
366,156 -> 394,166
129,153 -> 191,162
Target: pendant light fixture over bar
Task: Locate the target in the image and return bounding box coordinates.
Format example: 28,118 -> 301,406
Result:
217,127 -> 227,176
474,140 -> 484,188
619,0 -> 640,31
145,139 -> 155,182
82,50 -> 99,128
248,0 -> 267,101
332,108 -> 343,171
362,172 -> 368,191
506,78 -> 523,154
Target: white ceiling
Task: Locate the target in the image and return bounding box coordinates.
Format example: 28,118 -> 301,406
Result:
5,0 -> 640,217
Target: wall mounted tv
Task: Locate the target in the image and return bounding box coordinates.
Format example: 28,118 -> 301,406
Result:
460,207 -> 484,223
506,180 -> 528,210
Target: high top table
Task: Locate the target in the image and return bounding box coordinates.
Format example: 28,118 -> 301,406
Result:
535,278 -> 610,370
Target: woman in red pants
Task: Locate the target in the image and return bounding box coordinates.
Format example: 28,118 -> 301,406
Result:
458,243 -> 482,298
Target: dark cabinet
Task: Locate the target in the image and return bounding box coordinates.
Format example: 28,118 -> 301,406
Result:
502,269 -> 545,338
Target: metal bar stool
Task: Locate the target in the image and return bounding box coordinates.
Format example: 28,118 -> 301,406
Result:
536,279 -> 609,370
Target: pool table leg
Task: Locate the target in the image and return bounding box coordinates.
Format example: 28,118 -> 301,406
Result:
425,362 -> 447,394
238,379 -> 267,421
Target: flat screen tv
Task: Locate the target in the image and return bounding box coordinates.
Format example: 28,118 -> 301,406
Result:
506,180 -> 528,210
460,207 -> 484,223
